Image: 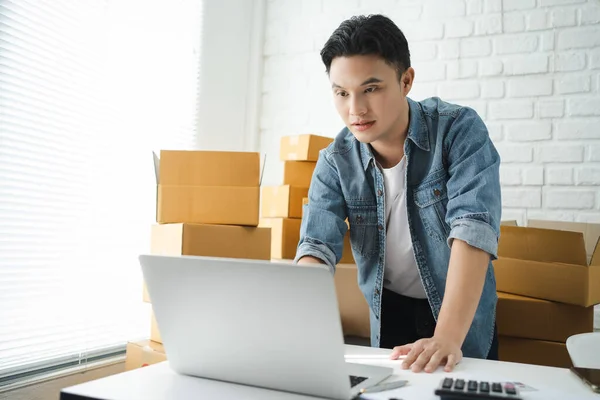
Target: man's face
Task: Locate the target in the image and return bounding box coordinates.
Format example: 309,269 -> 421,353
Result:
329,55 -> 412,144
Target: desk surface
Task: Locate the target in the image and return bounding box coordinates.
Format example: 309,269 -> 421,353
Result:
61,345 -> 600,400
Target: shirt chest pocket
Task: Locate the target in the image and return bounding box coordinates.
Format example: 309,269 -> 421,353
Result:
347,205 -> 379,259
413,179 -> 450,243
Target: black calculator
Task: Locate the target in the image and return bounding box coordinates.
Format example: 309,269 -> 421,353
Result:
434,377 -> 523,400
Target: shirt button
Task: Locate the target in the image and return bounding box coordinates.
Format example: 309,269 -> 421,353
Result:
377,189 -> 383,196
375,288 -> 380,295
378,224 -> 383,230
434,189 -> 441,197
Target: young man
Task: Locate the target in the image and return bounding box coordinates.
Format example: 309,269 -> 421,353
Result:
295,14 -> 501,374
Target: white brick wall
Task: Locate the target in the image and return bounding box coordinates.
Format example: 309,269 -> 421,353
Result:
259,0 -> 600,224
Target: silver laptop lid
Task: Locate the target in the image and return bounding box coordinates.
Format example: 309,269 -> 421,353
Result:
139,254 -> 352,399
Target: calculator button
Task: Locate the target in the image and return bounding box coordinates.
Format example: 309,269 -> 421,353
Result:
492,382 -> 503,393
467,380 -> 478,391
442,378 -> 453,389
480,382 -> 490,392
505,383 -> 517,395
454,379 -> 465,390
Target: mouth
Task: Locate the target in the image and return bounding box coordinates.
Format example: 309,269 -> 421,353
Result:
352,120 -> 375,132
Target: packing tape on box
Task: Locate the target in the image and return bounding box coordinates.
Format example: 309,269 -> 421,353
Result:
289,135 -> 300,145
286,152 -> 298,160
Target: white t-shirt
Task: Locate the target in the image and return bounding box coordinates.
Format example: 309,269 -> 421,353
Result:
381,157 -> 427,299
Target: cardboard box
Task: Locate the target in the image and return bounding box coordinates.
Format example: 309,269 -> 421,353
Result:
528,220 -> 600,263
143,223 -> 271,302
259,218 -> 302,260
496,292 -> 594,342
157,186 -> 259,226
283,161 -> 316,188
125,340 -> 166,371
334,264 -> 370,338
280,134 -> 333,161
150,311 -> 162,344
154,150 -> 260,225
493,222 -> 600,307
159,150 -> 259,186
498,336 -> 571,368
150,223 -> 270,259
261,185 -> 308,219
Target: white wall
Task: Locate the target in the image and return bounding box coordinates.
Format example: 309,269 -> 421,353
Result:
258,0 -> 600,225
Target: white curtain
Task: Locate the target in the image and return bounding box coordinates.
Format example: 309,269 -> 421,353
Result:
0,0 -> 202,388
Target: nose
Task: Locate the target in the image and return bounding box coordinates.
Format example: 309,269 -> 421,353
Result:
349,95 -> 367,117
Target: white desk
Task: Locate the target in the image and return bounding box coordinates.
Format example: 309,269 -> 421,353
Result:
60,345 -> 600,400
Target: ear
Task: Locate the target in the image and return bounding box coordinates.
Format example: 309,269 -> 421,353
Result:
402,67 -> 415,95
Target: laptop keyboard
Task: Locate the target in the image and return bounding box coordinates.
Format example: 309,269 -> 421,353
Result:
349,375 -> 368,387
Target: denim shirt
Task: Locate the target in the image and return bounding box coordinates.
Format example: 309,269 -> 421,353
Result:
294,97 -> 501,359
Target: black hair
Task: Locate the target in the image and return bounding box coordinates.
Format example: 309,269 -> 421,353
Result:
320,14 -> 411,80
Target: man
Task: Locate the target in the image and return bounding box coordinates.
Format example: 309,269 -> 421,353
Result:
294,14 -> 501,374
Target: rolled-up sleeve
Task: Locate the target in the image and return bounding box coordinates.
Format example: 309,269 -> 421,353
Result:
448,217 -> 499,259
444,108 -> 502,260
293,149 -> 348,272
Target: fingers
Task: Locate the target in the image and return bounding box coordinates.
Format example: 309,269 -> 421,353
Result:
445,353 -> 459,372
424,350 -> 445,373
410,345 -> 437,372
390,344 -> 412,360
401,340 -> 424,370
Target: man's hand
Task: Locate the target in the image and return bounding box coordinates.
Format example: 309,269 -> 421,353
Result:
389,239 -> 487,373
390,336 -> 463,373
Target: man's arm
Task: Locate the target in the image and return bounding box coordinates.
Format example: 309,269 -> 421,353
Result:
392,107 -> 501,372
431,107 -> 502,364
432,240 -> 489,363
297,255 -> 326,265
294,149 -> 348,271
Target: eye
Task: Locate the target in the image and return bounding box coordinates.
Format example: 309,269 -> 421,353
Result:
365,86 -> 378,93
336,91 -> 348,97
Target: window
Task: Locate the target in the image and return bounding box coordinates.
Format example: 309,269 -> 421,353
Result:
0,0 -> 202,389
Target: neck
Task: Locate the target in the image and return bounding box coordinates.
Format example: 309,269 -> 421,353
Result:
370,102 -> 410,169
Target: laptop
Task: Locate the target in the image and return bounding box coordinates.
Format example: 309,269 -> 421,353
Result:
139,254 -> 394,400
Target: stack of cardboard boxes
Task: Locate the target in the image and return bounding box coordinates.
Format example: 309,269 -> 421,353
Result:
125,150 -> 272,371
259,134 -> 355,262
494,220 -> 600,368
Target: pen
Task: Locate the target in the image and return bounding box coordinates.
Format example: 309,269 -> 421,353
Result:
359,379 -> 408,394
